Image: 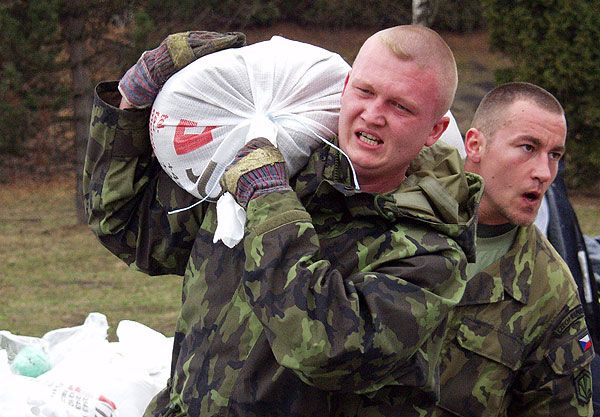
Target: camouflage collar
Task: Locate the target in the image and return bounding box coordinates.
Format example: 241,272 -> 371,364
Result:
293,139 -> 482,262
460,225 -> 534,306
500,225 -> 536,303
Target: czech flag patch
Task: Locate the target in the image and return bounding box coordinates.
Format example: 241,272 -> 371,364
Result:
579,334 -> 593,352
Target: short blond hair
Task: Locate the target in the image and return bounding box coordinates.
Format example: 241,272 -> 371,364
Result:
471,82 -> 565,137
367,25 -> 458,118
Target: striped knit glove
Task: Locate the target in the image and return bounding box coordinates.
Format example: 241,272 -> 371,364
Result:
118,31 -> 246,108
221,138 -> 291,209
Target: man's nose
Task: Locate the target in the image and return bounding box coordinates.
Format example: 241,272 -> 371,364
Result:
361,100 -> 385,126
532,158 -> 554,184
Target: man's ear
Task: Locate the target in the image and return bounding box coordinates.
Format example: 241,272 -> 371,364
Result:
464,128 -> 484,163
424,116 -> 450,147
342,71 -> 351,95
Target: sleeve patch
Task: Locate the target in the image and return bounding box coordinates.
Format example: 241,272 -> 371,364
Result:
574,369 -> 592,406
579,334 -> 593,353
553,305 -> 584,337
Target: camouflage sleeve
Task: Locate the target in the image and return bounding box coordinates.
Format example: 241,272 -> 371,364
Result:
508,297 -> 594,416
83,81 -> 203,276
242,190 -> 468,394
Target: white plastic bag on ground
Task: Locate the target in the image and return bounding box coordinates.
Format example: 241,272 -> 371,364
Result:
42,312 -> 109,367
0,313 -> 173,417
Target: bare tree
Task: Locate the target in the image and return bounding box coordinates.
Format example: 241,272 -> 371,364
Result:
60,7 -> 94,223
412,0 -> 439,26
57,1 -> 132,223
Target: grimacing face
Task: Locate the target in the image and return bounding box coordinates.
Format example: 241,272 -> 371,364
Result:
337,37 -> 448,193
465,99 -> 567,226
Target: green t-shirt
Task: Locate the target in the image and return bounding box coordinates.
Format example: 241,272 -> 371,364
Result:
467,223 -> 519,278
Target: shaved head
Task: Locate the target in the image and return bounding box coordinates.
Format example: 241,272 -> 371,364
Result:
464,82 -> 567,226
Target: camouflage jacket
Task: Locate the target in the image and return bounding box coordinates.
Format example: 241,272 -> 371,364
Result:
410,224 -> 593,417
84,81 -> 483,417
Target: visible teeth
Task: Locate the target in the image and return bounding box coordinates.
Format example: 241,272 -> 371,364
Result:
358,132 -> 379,145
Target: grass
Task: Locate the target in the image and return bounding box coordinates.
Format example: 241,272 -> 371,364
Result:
570,194 -> 600,236
0,177 -> 181,340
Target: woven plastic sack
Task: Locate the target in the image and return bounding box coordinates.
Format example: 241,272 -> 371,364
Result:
151,36 -> 349,198
441,111 -> 465,158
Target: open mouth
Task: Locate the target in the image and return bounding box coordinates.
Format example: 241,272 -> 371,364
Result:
357,131 -> 381,146
523,191 -> 541,202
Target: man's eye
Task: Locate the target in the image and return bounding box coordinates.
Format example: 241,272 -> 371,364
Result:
391,102 -> 408,112
522,144 -> 534,152
549,151 -> 563,161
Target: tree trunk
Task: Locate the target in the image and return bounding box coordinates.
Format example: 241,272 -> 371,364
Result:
412,0 -> 438,26
61,11 -> 93,224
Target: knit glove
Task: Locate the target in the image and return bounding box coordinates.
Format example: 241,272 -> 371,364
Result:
118,30 -> 246,108
221,138 -> 291,209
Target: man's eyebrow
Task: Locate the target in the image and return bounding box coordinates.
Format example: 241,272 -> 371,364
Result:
517,135 -> 542,145
518,135 -> 566,153
350,75 -> 370,86
351,75 -> 418,112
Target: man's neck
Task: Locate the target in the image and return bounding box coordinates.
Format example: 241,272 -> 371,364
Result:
477,223 -> 517,238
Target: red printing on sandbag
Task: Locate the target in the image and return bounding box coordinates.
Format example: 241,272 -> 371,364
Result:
173,119 -> 217,155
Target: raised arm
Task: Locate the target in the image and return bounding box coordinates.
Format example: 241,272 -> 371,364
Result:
83,31 -> 245,276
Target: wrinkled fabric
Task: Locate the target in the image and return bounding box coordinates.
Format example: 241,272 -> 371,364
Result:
84,81 -> 483,417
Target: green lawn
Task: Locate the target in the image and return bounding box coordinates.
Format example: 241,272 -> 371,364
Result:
570,194 -> 600,236
0,178 -> 181,340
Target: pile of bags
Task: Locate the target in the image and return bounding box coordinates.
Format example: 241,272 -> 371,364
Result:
0,313 -> 173,417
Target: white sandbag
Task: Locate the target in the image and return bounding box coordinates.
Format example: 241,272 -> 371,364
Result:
151,35 -> 465,247
440,110 -> 465,159
151,35 -> 349,200
150,36 -> 350,247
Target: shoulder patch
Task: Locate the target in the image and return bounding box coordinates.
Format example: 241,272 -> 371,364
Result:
579,334 -> 593,352
554,305 -> 584,337
574,368 -> 592,405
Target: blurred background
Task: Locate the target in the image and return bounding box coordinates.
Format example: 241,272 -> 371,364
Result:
1,0 -> 599,338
